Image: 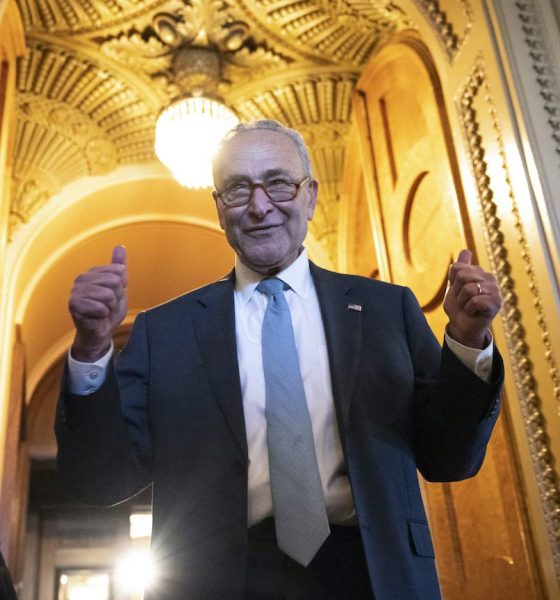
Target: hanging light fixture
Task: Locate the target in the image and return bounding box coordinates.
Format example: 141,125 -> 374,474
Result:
155,96 -> 238,188
154,46 -> 239,188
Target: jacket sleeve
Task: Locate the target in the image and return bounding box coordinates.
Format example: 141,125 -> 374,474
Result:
401,287 -> 504,482
55,312 -> 152,506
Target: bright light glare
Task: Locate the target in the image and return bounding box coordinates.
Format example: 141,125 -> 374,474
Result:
129,512 -> 152,539
155,97 -> 239,188
115,550 -> 156,594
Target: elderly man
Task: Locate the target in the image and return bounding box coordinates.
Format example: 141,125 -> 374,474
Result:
56,119 -> 503,600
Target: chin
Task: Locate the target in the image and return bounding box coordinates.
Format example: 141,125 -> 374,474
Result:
238,238 -> 299,273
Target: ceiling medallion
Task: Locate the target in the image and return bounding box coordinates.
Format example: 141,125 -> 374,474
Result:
146,1 -> 270,187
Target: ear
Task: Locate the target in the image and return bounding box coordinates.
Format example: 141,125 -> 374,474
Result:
306,179 -> 319,221
212,190 -> 226,230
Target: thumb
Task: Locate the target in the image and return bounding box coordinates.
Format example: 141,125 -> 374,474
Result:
112,245 -> 127,266
456,249 -> 472,265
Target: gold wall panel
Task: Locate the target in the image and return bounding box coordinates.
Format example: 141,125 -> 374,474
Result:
354,38 -> 464,329
349,34 -> 544,599
458,57 -> 560,581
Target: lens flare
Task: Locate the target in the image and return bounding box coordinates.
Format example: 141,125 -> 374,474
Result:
115,549 -> 156,595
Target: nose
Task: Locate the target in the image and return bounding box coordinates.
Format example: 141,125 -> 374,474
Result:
247,185 -> 274,218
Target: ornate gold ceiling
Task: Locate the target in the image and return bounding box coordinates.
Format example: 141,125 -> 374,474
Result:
11,0 -> 410,257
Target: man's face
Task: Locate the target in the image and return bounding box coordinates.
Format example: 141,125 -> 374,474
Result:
213,130 -> 318,275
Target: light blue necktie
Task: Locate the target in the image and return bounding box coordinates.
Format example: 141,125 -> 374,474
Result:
257,277 -> 330,566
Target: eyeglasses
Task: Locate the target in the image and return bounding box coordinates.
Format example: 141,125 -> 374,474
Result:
215,176 -> 310,207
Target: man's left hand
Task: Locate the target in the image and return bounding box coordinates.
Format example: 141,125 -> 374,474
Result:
444,249 -> 502,349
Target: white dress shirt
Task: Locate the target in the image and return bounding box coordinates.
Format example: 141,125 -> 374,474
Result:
68,249 -> 494,525
233,250 -> 354,525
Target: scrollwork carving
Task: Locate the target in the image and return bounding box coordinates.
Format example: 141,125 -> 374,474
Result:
96,0 -> 292,100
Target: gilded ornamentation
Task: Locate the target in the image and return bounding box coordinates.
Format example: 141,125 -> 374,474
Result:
10,40 -> 158,235
235,0 -> 406,65
228,69 -> 358,125
16,0 -> 169,34
458,58 -> 560,579
97,0 -> 291,100
10,93 -> 119,232
302,120 -> 351,265
515,0 -> 560,164
9,174 -> 52,233
412,0 -> 473,60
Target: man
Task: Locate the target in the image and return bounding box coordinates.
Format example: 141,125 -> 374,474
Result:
56,120 -> 503,600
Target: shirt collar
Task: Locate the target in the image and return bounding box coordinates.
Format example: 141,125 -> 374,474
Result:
234,248 -> 312,307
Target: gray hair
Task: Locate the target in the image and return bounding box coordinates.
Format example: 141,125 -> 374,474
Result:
212,119 -> 313,182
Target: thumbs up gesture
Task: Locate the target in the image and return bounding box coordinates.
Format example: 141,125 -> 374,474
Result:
69,246 -> 128,362
444,249 -> 502,349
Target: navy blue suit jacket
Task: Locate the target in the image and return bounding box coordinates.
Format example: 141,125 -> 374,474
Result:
56,263 -> 503,600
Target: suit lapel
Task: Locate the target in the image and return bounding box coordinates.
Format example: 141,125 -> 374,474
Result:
310,263 -> 363,433
192,274 -> 248,462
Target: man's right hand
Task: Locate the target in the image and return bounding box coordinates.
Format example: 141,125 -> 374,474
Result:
69,246 -> 128,362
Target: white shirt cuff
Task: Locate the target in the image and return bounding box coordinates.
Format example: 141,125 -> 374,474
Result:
444,331 -> 494,383
67,342 -> 114,395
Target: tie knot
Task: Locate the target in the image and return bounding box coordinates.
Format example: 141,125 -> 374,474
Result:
257,277 -> 287,296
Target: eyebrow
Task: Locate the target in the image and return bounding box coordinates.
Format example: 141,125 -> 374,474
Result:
221,168 -> 294,187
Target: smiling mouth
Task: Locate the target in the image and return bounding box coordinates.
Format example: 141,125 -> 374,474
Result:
245,224 -> 282,233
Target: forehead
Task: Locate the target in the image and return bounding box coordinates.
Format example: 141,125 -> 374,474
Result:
214,129 -> 304,184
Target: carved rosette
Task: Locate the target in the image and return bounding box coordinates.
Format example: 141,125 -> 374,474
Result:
458,58 -> 560,580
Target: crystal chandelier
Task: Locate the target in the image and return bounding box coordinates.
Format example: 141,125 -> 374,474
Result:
154,47 -> 239,188
155,96 -> 238,188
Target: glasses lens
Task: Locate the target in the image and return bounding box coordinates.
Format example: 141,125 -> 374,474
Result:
265,180 -> 297,202
220,179 -> 300,206
223,184 -> 252,206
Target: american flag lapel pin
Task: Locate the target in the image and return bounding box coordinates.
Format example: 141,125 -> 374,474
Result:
348,303 -> 362,312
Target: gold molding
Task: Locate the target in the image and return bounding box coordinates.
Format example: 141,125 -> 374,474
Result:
514,0 -> 560,165
412,0 -> 473,60
458,57 -> 560,580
